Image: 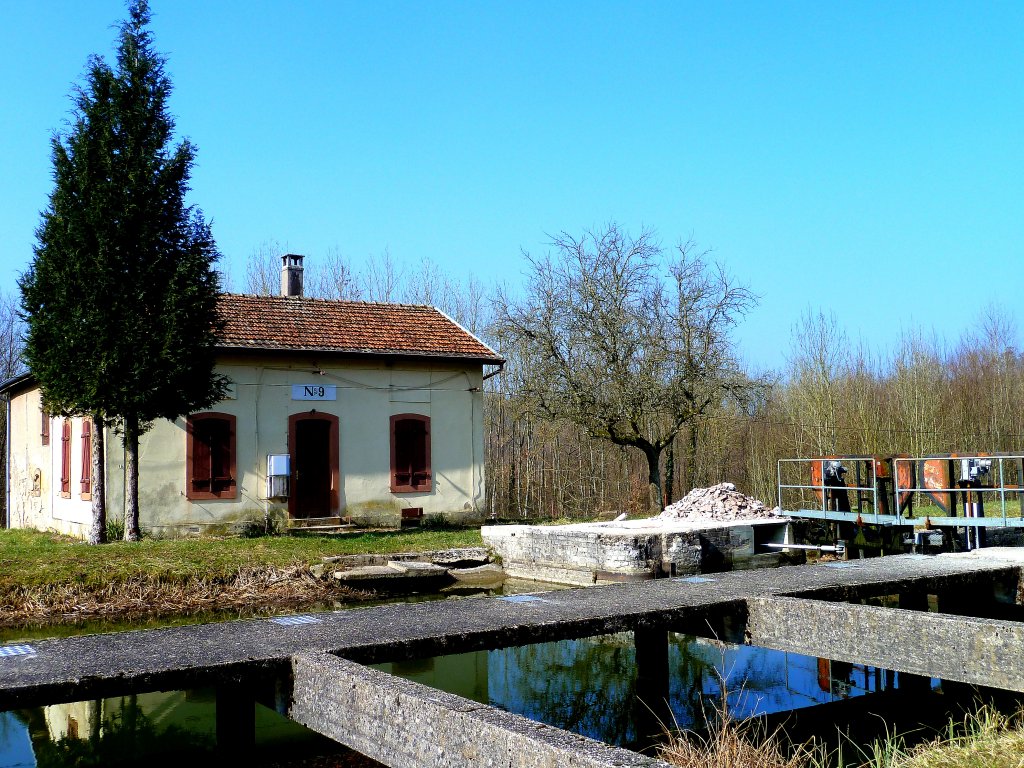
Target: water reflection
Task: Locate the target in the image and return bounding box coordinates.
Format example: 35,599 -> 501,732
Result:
375,632 -> 897,749
0,629 -> 1012,766
0,578 -> 563,767
2,689 -> 346,768
0,712 -> 34,768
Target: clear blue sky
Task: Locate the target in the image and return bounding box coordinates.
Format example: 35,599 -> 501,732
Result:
2,1 -> 1021,370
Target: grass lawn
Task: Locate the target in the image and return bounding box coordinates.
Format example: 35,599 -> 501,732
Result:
0,527 -> 484,591
910,498 -> 1022,518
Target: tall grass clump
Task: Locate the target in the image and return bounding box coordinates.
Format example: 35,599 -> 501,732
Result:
657,646 -> 825,768
658,713 -> 819,768
658,703 -> 1024,768
886,705 -> 1024,768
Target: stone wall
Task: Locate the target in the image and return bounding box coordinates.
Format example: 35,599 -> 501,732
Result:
483,520 -> 792,585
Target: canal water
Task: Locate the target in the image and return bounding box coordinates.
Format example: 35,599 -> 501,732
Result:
375,630 -> 1024,758
0,579 -> 556,768
2,591 -> 1021,767
374,631 -> 904,751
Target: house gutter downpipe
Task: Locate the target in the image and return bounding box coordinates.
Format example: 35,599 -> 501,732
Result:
4,393 -> 10,529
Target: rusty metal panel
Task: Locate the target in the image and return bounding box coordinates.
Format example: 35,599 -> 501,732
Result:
809,459 -> 826,504
922,459 -> 953,513
895,458 -> 914,511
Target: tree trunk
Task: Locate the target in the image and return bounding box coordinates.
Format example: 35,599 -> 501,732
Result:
685,422 -> 699,494
87,415 -> 106,545
664,440 -> 675,508
643,444 -> 663,515
124,414 -> 141,541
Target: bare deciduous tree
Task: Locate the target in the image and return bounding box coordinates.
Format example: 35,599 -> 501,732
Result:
308,246 -> 363,301
0,291 -> 26,527
783,310 -> 849,455
361,248 -> 404,303
0,292 -> 25,381
245,240 -> 285,296
402,260 -> 491,336
496,223 -> 764,513
241,243 -> 493,338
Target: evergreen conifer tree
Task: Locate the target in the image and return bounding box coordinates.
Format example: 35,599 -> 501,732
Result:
20,0 -> 225,543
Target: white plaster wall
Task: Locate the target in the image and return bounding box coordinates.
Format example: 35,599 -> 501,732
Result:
129,354 -> 488,535
52,416 -> 94,536
6,388 -> 94,538
7,388 -> 49,531
43,701 -> 100,742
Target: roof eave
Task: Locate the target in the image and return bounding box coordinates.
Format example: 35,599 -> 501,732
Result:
0,372 -> 36,398
214,343 -> 505,365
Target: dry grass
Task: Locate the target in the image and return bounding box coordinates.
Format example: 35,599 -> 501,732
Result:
659,705 -> 1024,768
0,563 -> 372,629
891,707 -> 1024,768
0,527 -> 483,590
659,714 -> 818,768
0,526 -> 483,629
0,528 -> 483,634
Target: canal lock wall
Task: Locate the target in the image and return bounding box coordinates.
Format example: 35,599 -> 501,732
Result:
3,550 -> 1024,768
482,518 -> 796,585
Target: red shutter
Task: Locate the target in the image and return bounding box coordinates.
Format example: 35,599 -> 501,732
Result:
60,420 -> 72,497
409,420 -> 428,489
394,419 -> 412,488
209,419 -> 231,493
391,415 -> 431,492
186,413 -> 237,500
192,423 -> 212,493
80,420 -> 92,496
41,409 -> 50,446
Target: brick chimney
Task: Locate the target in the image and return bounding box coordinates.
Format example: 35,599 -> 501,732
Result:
281,254 -> 304,297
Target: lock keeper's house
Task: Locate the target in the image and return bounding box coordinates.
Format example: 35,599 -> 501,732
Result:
1,256 -> 503,537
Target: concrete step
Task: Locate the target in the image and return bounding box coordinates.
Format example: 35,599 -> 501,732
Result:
448,563 -> 506,586
332,560 -> 453,591
289,516 -> 343,528
321,547 -> 491,570
286,524 -> 356,537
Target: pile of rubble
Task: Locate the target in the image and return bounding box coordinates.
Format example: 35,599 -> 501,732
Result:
660,482 -> 783,521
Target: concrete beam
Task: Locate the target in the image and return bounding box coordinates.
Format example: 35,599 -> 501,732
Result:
745,596 -> 1024,693
289,651 -> 673,768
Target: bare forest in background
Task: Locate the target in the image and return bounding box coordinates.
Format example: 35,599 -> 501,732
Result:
489,312 -> 1024,518
0,292 -> 28,520
5,245 -> 1022,523
237,244 -> 1024,518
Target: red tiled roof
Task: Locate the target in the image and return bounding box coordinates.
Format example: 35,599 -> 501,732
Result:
216,294 -> 503,363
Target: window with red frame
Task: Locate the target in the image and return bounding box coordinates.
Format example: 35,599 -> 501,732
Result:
390,414 -> 431,492
80,419 -> 92,499
60,419 -> 71,498
186,413 -> 237,500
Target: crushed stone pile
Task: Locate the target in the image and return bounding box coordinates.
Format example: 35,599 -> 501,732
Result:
660,482 -> 783,521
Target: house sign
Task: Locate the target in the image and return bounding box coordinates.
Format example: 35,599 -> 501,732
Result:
291,384 -> 337,401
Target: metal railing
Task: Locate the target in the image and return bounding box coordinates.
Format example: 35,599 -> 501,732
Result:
891,453 -> 1024,528
777,456 -> 886,524
777,454 -> 1024,529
